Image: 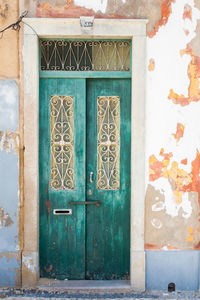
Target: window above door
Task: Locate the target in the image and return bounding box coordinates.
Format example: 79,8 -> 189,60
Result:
40,39 -> 131,73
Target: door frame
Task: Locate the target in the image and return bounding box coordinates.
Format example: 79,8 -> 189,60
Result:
22,18 -> 147,291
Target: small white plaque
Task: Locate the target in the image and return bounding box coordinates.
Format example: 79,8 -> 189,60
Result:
80,16 -> 94,30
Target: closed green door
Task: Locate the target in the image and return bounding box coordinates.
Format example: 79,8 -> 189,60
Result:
39,78 -> 131,280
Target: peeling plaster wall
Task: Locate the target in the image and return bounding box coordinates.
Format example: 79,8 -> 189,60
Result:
0,80 -> 20,286
22,0 -> 163,33
0,0 -> 21,287
0,0 -> 19,78
145,0 -> 200,251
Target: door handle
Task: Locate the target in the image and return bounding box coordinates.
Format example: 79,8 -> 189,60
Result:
69,201 -> 102,207
89,172 -> 94,183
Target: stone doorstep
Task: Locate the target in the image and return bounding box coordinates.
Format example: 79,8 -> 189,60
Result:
37,279 -> 132,291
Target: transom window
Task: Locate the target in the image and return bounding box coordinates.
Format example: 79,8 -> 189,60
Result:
40,39 -> 131,72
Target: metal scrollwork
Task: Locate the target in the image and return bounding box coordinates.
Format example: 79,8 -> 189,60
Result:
50,95 -> 74,190
40,40 -> 130,72
97,96 -> 120,190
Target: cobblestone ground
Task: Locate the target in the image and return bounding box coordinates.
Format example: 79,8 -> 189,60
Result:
1,289 -> 200,299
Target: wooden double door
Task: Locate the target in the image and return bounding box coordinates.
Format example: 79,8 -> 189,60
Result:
39,78 -> 131,280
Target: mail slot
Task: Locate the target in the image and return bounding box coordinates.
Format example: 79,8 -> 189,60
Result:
53,209 -> 72,215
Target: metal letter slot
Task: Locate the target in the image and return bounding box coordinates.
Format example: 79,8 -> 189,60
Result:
53,209 -> 72,215
69,201 -> 102,207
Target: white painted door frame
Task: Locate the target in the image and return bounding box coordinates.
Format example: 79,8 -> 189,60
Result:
23,18 -> 147,291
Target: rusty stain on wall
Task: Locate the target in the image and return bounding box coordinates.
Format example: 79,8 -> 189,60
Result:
168,46 -> 200,106
0,131 -> 19,153
45,200 -> 50,214
149,149 -> 192,204
172,123 -> 184,142
149,148 -> 173,182
148,0 -> 175,38
44,264 -> 52,273
183,4 -> 192,21
181,158 -> 187,165
0,207 -> 14,228
148,58 -> 155,71
182,150 -> 200,205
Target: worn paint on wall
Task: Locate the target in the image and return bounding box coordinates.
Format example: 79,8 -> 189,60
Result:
172,123 -> 184,142
23,0 -> 164,36
148,0 -> 175,38
0,141 -> 19,253
148,58 -> 155,71
0,207 -> 14,228
0,80 -> 19,257
0,0 -> 19,78
0,132 -> 19,153
168,46 -> 200,106
36,0 -> 129,18
22,252 -> 38,287
146,0 -> 200,250
0,253 -> 21,287
0,81 -> 19,130
22,255 -> 35,273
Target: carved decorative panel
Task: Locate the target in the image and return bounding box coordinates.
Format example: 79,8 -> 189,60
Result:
50,95 -> 74,190
97,96 -> 120,190
40,40 -> 130,72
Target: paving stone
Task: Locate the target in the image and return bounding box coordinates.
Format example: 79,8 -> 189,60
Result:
1,289 -> 200,299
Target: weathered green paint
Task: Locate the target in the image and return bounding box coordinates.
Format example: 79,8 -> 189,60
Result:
40,71 -> 131,79
39,78 -> 131,280
86,79 -> 131,279
39,78 -> 86,279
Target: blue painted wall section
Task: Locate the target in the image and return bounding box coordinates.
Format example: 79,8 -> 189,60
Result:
0,254 -> 21,287
0,80 -> 18,131
0,80 -> 20,286
146,250 -> 200,291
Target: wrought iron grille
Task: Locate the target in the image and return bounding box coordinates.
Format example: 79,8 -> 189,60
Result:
50,95 -> 74,190
97,96 -> 120,190
40,40 -> 131,71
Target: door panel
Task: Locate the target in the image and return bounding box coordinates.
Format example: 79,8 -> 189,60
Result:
39,78 -> 131,280
39,78 -> 86,279
86,79 -> 131,279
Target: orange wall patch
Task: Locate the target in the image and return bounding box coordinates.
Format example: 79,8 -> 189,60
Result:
168,46 -> 200,106
182,150 -> 200,204
172,123 -> 185,142
148,0 -> 176,38
148,58 -> 155,71
149,148 -> 192,204
183,4 -> 192,21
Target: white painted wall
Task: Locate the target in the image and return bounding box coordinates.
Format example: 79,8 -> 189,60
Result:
74,0 -> 126,13
146,0 -> 200,220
